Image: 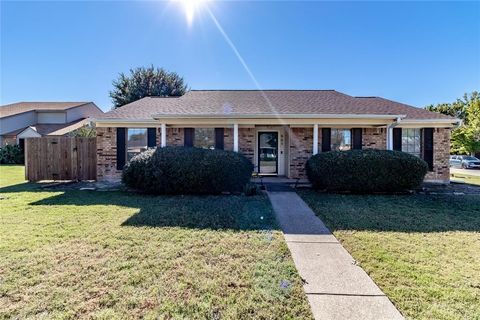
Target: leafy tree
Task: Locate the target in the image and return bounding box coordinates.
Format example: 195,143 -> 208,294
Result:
68,126 -> 96,138
426,92 -> 480,155
451,95 -> 480,155
110,66 -> 187,108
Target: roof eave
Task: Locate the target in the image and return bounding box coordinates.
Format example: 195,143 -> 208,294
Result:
401,118 -> 460,124
93,118 -> 160,123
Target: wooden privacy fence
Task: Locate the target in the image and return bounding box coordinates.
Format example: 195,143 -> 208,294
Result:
25,137 -> 96,181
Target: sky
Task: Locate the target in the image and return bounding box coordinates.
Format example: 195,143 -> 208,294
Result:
1,0 -> 479,112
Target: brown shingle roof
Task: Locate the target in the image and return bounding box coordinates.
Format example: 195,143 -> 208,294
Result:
0,102 -> 91,118
352,97 -> 452,120
3,119 -> 88,137
97,90 -> 455,121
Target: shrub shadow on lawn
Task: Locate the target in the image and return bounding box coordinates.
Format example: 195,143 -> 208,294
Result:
298,191 -> 480,233
30,190 -> 278,231
0,182 -> 41,193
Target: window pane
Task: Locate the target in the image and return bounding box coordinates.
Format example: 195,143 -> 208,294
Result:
331,129 -> 351,151
127,128 -> 148,161
194,128 -> 215,149
401,128 -> 421,158
259,132 -> 278,174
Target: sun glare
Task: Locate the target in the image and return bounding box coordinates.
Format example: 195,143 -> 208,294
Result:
176,0 -> 205,26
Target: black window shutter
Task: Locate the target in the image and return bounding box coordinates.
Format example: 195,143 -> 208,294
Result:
184,128 -> 194,147
352,128 -> 362,150
423,128 -> 434,171
321,128 -> 331,152
116,128 -> 126,170
215,128 -> 224,150
147,128 -> 156,148
393,128 -> 402,151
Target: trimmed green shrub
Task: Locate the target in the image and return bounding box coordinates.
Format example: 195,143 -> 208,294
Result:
306,149 -> 428,193
243,182 -> 261,196
122,147 -> 254,194
0,144 -> 24,164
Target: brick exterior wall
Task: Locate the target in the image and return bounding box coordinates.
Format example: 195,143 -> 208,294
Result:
425,128 -> 450,182
289,127 -> 313,179
96,126 -> 451,183
239,128 -> 255,163
224,128 -> 234,151
156,127 -> 162,146
362,128 -> 387,149
166,128 -> 184,146
96,127 -> 122,181
1,136 -> 17,146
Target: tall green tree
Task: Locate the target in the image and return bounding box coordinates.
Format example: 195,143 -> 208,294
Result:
426,91 -> 480,155
109,66 -> 188,108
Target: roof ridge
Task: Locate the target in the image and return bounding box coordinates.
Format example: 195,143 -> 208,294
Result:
2,101 -> 90,103
0,101 -> 91,107
189,89 -> 337,92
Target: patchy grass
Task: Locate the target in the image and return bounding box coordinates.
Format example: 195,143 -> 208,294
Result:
0,166 -> 312,319
299,190 -> 480,320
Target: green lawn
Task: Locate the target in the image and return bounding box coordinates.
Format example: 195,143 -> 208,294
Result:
299,190 -> 480,320
0,165 -> 312,319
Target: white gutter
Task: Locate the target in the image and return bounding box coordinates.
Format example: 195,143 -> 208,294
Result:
92,115 -> 407,124
92,118 -> 161,124
454,119 -> 463,128
400,118 -> 461,124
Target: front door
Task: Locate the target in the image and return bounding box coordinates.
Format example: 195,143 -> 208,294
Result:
258,132 -> 278,174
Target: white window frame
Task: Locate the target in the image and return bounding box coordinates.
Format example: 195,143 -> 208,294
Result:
331,128 -> 352,151
193,128 -> 216,150
127,128 -> 148,161
401,128 -> 422,158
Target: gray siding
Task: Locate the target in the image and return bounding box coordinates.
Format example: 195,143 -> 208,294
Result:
66,103 -> 103,123
0,111 -> 36,135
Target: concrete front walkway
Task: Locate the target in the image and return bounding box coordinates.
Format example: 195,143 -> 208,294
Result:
267,190 -> 404,320
451,168 -> 480,177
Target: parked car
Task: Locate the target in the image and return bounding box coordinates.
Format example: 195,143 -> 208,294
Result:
449,155 -> 480,169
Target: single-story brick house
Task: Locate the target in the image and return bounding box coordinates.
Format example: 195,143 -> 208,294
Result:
93,90 -> 459,183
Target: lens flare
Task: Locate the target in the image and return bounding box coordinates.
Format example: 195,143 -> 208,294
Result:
176,0 -> 204,26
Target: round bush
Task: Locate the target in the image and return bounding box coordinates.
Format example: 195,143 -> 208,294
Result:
122,147 -> 254,194
306,149 -> 428,193
0,144 -> 24,164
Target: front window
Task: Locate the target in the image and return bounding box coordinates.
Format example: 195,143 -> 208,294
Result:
194,128 -> 215,149
331,129 -> 351,151
127,128 -> 148,160
401,128 -> 421,157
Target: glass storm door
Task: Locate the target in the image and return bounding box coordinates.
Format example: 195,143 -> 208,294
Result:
258,132 -> 278,174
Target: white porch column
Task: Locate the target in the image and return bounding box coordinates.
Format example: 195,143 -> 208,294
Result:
313,124 -> 319,155
161,123 -> 167,147
233,123 -> 239,152
386,125 -> 393,150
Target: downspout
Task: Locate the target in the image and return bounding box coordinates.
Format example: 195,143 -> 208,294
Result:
386,117 -> 402,150
454,119 -> 462,129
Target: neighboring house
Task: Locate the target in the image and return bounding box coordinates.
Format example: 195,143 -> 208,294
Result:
0,102 -> 103,147
93,90 -> 460,183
